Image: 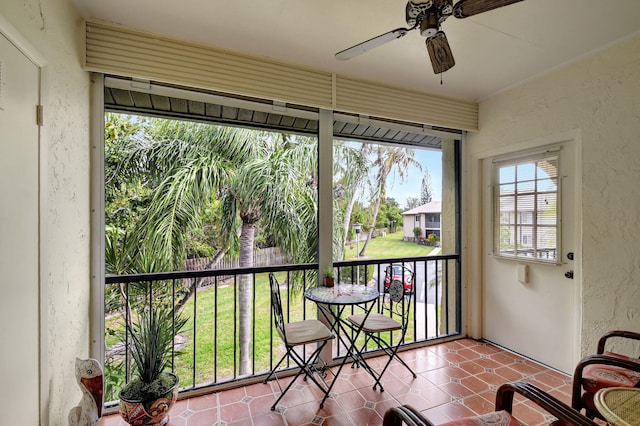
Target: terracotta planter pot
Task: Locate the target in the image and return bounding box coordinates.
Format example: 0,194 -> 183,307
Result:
324,277 -> 335,287
118,373 -> 179,426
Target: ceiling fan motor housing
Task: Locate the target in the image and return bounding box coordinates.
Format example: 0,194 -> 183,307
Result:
406,0 -> 453,37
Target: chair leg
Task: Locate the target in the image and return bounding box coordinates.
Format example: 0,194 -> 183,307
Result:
269,340 -> 333,411
367,333 -> 417,392
264,351 -> 289,384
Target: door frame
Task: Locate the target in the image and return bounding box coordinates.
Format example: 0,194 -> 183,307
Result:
472,129 -> 583,370
0,11 -> 47,425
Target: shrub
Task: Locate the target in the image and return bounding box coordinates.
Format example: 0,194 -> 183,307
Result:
413,227 -> 422,239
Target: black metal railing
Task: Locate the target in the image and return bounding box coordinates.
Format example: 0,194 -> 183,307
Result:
103,255 -> 460,405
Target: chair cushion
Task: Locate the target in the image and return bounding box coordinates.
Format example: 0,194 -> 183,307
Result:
347,313 -> 402,333
438,410 -> 522,426
281,319 -> 332,346
582,352 -> 640,392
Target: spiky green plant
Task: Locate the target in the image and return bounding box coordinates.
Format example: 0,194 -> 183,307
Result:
120,305 -> 187,401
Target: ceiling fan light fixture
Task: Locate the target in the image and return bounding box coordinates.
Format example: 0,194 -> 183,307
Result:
420,14 -> 439,37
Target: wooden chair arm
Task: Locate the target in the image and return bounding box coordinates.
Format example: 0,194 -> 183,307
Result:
382,405 -> 435,426
496,381 -> 597,426
383,382 -> 595,426
597,330 -> 640,354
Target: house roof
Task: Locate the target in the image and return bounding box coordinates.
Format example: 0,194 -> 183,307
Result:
403,201 -> 441,215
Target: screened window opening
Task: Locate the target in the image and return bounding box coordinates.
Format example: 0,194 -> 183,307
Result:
494,154 -> 560,262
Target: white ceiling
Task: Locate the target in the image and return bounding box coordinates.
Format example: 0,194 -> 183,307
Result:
71,0 -> 640,102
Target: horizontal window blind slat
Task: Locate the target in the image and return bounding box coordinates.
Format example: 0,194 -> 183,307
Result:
85,21 -> 333,107
84,20 -> 478,131
336,76 -> 478,131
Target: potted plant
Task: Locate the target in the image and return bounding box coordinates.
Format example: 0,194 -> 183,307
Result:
323,267 -> 335,287
118,305 -> 187,426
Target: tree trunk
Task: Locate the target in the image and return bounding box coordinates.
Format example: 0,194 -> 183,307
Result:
238,222 -> 255,376
359,173 -> 385,257
175,248 -> 228,312
342,145 -> 368,255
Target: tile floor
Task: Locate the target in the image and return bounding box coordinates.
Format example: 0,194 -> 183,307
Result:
100,338 -> 592,426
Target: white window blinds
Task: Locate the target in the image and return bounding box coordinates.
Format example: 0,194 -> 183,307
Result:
494,153 -> 560,263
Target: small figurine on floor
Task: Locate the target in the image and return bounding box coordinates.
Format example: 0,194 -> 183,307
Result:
69,357 -> 103,426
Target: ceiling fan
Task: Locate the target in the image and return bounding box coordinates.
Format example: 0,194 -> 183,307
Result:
335,0 -> 524,74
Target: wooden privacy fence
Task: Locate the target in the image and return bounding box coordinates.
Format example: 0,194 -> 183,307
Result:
184,247 -> 291,288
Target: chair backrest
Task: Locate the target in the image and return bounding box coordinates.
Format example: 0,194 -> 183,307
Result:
382,265 -> 415,329
268,273 -> 287,345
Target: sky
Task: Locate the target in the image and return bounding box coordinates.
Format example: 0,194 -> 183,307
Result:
385,147 -> 442,210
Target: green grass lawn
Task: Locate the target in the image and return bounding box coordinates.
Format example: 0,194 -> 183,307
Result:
343,230 -> 434,259
175,271 -> 313,387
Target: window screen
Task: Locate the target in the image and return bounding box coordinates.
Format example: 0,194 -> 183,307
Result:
494,154 -> 560,262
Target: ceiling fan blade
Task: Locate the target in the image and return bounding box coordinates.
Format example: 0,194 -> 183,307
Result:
335,27 -> 412,61
452,0 -> 524,19
426,31 -> 455,74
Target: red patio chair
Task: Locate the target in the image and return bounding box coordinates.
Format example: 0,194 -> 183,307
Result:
571,330 -> 640,420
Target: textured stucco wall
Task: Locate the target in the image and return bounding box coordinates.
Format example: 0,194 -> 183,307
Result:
0,0 -> 90,424
466,36 -> 640,357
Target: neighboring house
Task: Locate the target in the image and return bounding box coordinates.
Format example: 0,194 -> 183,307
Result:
402,201 -> 441,241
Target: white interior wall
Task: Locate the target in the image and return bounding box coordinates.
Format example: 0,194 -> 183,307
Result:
2,0 -> 640,422
466,35 -> 640,359
0,0 -> 90,424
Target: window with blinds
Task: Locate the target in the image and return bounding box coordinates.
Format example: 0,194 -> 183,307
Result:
494,153 -> 560,263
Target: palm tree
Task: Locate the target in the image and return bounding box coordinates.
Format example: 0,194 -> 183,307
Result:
219,133 -> 318,373
332,141 -> 369,260
111,118 -> 318,375
359,146 -> 421,256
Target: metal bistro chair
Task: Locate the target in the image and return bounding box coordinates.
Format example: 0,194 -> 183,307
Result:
263,273 -> 335,410
347,265 -> 417,391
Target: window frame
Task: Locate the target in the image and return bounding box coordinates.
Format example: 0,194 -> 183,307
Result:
492,151 -> 561,264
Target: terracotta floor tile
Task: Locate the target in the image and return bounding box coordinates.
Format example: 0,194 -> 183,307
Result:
184,408 -> 216,426
374,398 -> 401,419
248,393 -> 278,416
219,401 -> 250,423
99,339 -> 583,426
250,411 -> 287,425
217,386 -> 246,406
511,400 -> 549,425
440,381 -> 475,398
462,392 -> 494,415
533,370 -> 571,388
227,418 -> 253,426
494,365 -> 526,382
282,399 -> 324,425
430,400 -> 478,421
438,351 -> 471,364
244,381 -> 276,397
187,393 -> 217,412
474,356 -> 503,370
335,389 -> 367,411
418,404 -> 456,424
490,351 -> 522,366
456,347 -> 483,361
471,343 -> 503,356
460,375 -> 492,394
408,352 -> 449,372
346,406 -> 383,426
458,360 -> 485,375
